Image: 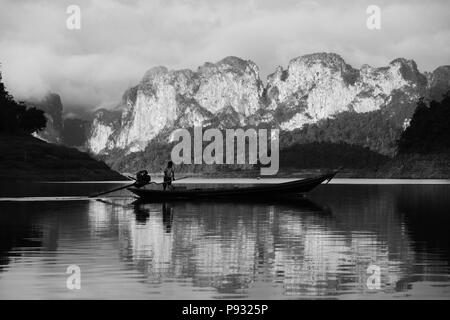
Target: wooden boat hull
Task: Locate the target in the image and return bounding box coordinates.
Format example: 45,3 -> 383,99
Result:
127,172 -> 336,201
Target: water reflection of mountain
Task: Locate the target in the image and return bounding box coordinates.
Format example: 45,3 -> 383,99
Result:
1,184 -> 448,298
112,188 -> 427,297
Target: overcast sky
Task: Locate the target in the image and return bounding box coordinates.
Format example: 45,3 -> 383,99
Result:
0,0 -> 449,115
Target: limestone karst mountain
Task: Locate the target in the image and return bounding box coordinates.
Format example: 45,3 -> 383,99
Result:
25,93 -> 91,147
86,53 -> 449,157
26,93 -> 64,144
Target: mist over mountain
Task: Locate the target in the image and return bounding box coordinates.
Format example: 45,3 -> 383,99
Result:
24,93 -> 91,147
25,93 -> 64,144
0,73 -> 123,181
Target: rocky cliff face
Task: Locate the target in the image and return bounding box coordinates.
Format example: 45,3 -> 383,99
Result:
26,93 -> 93,148
87,56 -> 263,153
265,54 -> 427,130
426,66 -> 450,101
27,93 -> 64,144
86,53 -> 449,155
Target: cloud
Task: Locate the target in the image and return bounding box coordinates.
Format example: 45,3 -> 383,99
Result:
0,0 -> 449,115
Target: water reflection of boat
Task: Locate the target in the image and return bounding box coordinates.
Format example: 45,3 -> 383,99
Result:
131,202 -> 174,231
162,203 -> 174,233
132,196 -> 329,216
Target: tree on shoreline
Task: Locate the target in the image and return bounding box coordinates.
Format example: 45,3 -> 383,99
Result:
0,68 -> 47,135
398,92 -> 450,154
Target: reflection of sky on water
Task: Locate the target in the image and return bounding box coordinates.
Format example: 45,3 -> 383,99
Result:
0,184 -> 449,299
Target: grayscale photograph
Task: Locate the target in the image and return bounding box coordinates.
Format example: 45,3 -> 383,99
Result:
0,0 -> 449,307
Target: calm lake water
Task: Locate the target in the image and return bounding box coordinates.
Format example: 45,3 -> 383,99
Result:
0,180 -> 449,299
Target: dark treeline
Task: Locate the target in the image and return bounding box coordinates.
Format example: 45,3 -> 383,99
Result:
398,93 -> 450,154
280,110 -> 402,156
102,127 -> 257,174
104,126 -> 389,174
280,142 -> 389,170
0,70 -> 47,135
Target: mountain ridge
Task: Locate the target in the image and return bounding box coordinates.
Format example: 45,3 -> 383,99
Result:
85,52 -> 449,158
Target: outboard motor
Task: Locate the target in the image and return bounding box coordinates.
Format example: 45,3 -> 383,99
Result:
135,170 -> 151,188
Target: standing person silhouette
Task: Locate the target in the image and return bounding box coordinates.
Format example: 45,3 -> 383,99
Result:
163,161 -> 175,191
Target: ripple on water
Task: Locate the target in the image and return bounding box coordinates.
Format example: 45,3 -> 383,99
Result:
0,183 -> 449,299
